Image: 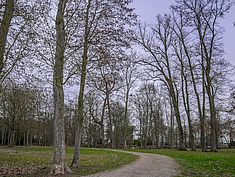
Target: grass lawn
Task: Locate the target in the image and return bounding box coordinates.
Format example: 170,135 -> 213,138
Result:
129,148 -> 235,177
0,146 -> 137,176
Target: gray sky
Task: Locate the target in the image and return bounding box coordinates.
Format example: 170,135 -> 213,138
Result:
132,0 -> 235,66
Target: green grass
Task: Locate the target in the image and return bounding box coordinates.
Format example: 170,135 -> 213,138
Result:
128,148 -> 235,177
0,146 -> 137,176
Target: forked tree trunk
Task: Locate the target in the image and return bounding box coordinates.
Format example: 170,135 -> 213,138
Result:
51,0 -> 72,175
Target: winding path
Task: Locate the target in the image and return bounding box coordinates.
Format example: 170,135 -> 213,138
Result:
86,150 -> 179,177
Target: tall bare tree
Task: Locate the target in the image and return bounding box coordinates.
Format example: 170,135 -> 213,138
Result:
120,53 -> 138,148
173,0 -> 231,152
136,15 -> 186,150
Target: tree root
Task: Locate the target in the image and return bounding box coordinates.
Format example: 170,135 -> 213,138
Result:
50,163 -> 72,176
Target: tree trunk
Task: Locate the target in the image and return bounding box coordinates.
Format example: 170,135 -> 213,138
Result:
71,126 -> 82,167
106,92 -> 115,148
9,129 -> 15,147
51,0 -> 71,175
26,130 -> 29,146
0,0 -> 14,75
168,81 -> 185,150
181,74 -> 195,151
170,101 -> 174,150
1,127 -> 5,145
177,25 -> 207,152
123,88 -> 130,149
23,131 -> 26,146
154,107 -> 160,149
71,0 -> 91,168
201,62 -> 207,152
101,98 -> 106,147
206,85 -> 217,152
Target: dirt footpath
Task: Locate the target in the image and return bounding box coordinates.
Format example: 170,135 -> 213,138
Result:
86,150 -> 179,177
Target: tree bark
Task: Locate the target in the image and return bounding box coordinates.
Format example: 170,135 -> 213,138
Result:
51,0 -> 72,175
181,73 -> 195,150
71,0 -> 91,168
0,0 -> 14,74
167,80 -> 185,150
106,92 -> 115,148
170,100 -> 175,149
123,87 -> 129,149
100,98 -> 106,147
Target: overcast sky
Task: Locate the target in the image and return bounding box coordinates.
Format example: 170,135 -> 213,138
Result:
131,0 -> 235,66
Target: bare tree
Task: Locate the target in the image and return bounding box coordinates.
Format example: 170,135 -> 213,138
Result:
171,8 -> 207,151
173,0 -> 231,152
171,28 -> 196,150
120,52 -> 138,148
0,80 -> 37,147
72,0 -> 136,167
133,83 -> 166,149
136,15 -> 186,150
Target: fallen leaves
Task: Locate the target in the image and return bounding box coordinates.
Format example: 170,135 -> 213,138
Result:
0,166 -> 47,176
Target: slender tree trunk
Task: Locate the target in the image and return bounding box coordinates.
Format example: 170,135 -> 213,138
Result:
100,98 -> 106,148
123,88 -> 130,149
175,43 -> 195,150
171,110 -> 174,150
169,101 -> 174,149
201,58 -> 207,152
51,0 -> 71,175
177,26 -> 207,152
30,134 -> 32,146
201,40 -> 217,152
1,127 -> 5,145
176,25 -> 206,152
23,131 -> 26,146
9,129 -> 15,147
197,10 -> 217,152
143,103 -> 149,149
168,81 -> 185,150
26,131 -> 29,146
0,0 -> 14,74
7,129 -> 11,146
206,85 -> 217,152
181,74 -> 195,151
71,0 -> 91,168
204,52 -> 217,152
106,92 -> 115,148
140,126 -> 143,149
229,126 -> 233,148
154,105 -> 160,149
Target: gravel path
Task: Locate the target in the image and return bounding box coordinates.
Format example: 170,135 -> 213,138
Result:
86,150 -> 179,177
